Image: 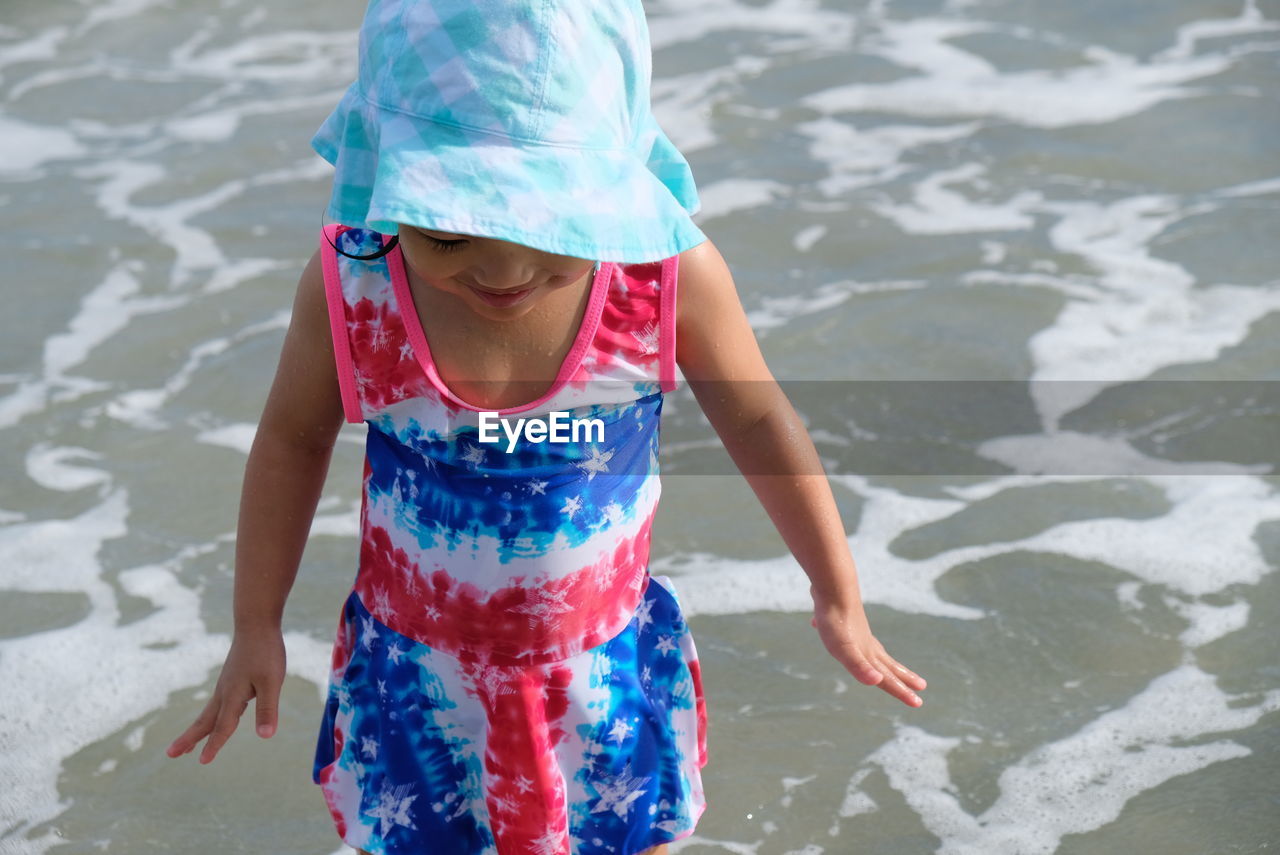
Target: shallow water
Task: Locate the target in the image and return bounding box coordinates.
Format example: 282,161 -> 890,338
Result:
1,0 -> 1278,853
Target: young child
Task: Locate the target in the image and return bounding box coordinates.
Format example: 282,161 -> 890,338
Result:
166,1 -> 926,853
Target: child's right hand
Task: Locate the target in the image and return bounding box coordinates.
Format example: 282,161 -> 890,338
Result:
166,627 -> 287,764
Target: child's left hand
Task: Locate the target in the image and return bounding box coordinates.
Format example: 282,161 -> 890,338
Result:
810,590 -> 926,708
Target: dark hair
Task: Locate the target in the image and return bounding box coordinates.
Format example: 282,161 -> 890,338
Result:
321,217 -> 401,261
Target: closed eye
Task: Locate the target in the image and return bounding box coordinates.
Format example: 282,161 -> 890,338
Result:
424,235 -> 467,253
411,227 -> 468,253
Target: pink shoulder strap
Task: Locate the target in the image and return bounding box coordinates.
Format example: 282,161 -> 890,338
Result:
319,224 -> 364,424
659,253 -> 679,393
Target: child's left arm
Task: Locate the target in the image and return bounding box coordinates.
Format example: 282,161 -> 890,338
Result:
674,239 -> 926,708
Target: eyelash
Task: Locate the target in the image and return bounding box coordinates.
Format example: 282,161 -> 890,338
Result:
423,234 -> 467,253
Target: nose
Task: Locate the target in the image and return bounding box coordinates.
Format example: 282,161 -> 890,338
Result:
466,247 -> 539,291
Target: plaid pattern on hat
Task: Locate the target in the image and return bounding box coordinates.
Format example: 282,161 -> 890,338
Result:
312,0 -> 707,263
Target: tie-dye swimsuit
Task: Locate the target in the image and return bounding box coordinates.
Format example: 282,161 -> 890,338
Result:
312,225 -> 708,855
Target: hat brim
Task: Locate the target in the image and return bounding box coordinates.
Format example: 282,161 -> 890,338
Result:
312,87 -> 707,264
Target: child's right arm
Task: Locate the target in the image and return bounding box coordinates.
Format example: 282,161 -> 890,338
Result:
166,247 -> 347,764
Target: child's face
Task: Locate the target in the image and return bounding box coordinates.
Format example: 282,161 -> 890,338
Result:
396,225 -> 596,322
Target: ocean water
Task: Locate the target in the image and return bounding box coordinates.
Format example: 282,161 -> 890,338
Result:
2,0 -> 1278,853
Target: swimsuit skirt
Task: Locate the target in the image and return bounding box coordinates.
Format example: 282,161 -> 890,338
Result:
311,226 -> 708,855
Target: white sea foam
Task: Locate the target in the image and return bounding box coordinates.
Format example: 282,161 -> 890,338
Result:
168,30 -> 357,83
868,163 -> 1041,234
671,473 -> 1278,657
745,278 -> 926,333
310,502 -> 362,538
866,664 -> 1280,854
834,767 -> 878,826
1163,596 -> 1250,648
671,835 -> 762,855
0,26 -> 65,71
0,263 -> 184,430
665,475 -> 988,621
193,422 -> 260,454
792,225 -> 826,252
800,117 -> 975,198
24,444 -> 110,492
696,178 -> 789,221
0,115 -> 87,175
101,309 -> 290,431
647,0 -> 853,53
1153,0 -> 1280,61
45,263 -> 187,378
0,485 -> 338,849
802,16 -> 1240,129
1028,194 -> 1280,428
978,430 -> 1271,477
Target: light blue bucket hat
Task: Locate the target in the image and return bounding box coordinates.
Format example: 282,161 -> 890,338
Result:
311,0 -> 708,264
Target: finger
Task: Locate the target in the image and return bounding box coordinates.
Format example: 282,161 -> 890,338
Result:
166,698 -> 219,758
873,659 -> 923,707
831,646 -> 883,686
254,680 -> 281,739
199,692 -> 251,764
886,659 -> 927,691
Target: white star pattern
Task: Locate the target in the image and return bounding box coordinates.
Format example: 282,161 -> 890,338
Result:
365,781 -> 418,837
606,717 -> 634,745
360,616 -> 379,651
513,775 -> 535,794
633,595 -> 655,631
526,478 -> 548,495
489,793 -> 518,815
469,664 -> 516,700
633,319 -> 660,355
361,735 -> 379,760
460,443 -> 486,468
370,322 -> 393,352
590,762 -> 652,819
560,495 -> 582,521
575,447 -> 613,481
530,829 -> 567,855
512,586 -> 575,621
655,635 -> 677,656
372,586 -> 397,621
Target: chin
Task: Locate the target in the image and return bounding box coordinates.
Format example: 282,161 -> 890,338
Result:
465,295 -> 540,321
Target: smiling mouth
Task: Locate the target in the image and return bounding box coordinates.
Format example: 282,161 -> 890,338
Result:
467,283 -> 534,306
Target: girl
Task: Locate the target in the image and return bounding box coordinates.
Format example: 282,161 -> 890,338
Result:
166,1 -> 926,853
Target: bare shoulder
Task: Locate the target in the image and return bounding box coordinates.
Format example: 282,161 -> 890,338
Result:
674,238 -> 775,384
255,246 -> 346,451
673,239 -> 728,332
